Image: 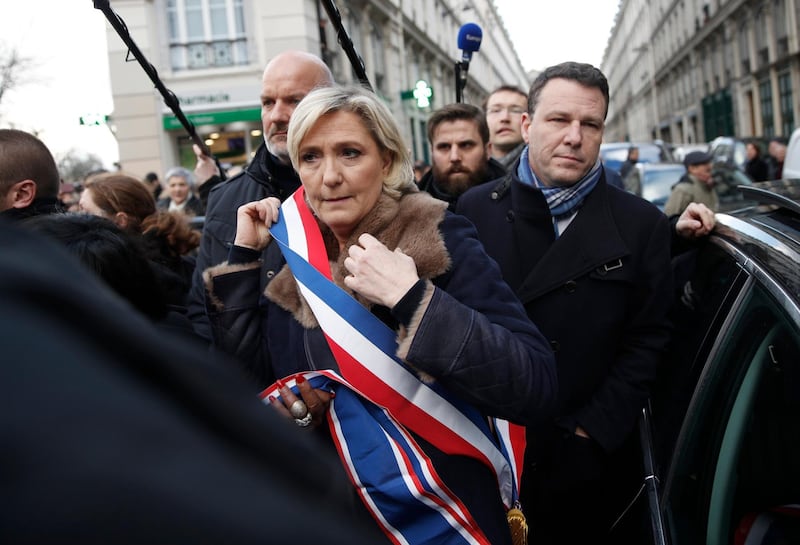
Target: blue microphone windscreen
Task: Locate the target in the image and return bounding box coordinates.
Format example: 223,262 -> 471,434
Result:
457,23 -> 483,53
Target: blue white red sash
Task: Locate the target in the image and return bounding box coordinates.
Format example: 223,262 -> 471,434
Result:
263,188 -> 525,544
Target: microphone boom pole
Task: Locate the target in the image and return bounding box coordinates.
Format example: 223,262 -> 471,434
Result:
319,0 -> 373,92
92,0 -> 226,180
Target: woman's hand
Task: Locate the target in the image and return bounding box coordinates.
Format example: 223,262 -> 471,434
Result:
268,375 -> 333,429
343,233 -> 420,308
233,197 -> 281,251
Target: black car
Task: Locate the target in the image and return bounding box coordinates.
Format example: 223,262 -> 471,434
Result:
621,180 -> 800,544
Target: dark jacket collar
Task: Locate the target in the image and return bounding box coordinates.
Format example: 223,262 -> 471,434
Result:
510,170 -> 630,303
246,143 -> 301,195
418,157 -> 507,211
0,198 -> 64,222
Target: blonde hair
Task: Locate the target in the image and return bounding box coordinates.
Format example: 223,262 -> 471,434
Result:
287,86 -> 416,199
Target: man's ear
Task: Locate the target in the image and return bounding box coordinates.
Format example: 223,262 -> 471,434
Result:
8,180 -> 37,209
521,113 -> 531,145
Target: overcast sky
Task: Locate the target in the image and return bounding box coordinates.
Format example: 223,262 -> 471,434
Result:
493,0 -> 619,71
0,1 -> 619,168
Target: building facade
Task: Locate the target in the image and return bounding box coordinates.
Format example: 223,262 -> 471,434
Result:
602,0 -> 799,144
103,0 -> 529,177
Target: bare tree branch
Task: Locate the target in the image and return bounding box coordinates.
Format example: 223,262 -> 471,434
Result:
0,43 -> 38,109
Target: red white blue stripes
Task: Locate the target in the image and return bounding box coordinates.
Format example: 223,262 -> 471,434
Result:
264,189 -> 525,544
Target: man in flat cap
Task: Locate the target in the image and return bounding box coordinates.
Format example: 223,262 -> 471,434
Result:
664,150 -> 717,217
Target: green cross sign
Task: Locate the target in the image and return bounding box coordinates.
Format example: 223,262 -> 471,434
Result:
400,80 -> 433,109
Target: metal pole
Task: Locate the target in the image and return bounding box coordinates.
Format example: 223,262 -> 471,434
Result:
92,0 -> 226,179
639,406 -> 667,545
319,0 -> 373,91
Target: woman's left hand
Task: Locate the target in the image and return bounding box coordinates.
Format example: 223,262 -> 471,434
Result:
343,233 -> 420,308
269,376 -> 333,429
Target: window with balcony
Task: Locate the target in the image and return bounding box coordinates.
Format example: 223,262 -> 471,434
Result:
759,77 -> 775,137
371,22 -> 386,96
738,20 -> 750,73
754,7 -> 768,67
773,0 -> 788,46
167,0 -> 248,72
778,70 -> 794,136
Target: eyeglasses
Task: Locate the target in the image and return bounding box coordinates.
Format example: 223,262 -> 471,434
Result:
486,106 -> 526,116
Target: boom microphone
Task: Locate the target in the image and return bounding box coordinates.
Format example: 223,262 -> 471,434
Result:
457,23 -> 483,63
455,23 -> 482,102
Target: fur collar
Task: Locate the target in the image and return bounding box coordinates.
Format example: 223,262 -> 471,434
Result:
266,191 -> 451,328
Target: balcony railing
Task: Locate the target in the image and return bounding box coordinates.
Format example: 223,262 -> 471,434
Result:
170,38 -> 248,71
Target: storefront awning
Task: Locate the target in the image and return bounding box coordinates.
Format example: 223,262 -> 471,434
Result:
162,107 -> 261,130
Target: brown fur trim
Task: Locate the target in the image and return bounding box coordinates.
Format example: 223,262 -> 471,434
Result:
265,191 -> 451,330
202,260 -> 261,312
265,264 -> 320,329
396,280 -> 437,384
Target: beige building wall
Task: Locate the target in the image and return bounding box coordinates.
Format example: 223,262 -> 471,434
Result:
602,0 -> 800,145
104,0 -> 530,177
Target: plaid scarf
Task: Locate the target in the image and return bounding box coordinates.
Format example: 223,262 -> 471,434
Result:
517,146 -> 602,236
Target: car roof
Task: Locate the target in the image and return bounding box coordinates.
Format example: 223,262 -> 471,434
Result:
635,162 -> 684,171
714,180 -> 800,299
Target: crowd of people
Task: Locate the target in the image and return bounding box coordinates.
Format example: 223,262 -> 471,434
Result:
2,53 -> 723,544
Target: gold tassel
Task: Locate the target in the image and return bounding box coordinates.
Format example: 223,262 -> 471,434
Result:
507,504 -> 528,545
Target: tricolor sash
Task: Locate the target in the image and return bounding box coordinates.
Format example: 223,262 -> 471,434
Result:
262,188 -> 525,544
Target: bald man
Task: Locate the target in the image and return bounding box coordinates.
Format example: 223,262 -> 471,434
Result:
188,51 -> 334,339
0,129 -> 63,221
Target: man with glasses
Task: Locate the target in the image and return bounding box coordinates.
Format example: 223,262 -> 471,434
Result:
483,85 -> 529,169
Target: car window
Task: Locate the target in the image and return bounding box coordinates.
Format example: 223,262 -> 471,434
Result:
660,245 -> 800,545
705,309 -> 800,545
732,142 -> 747,169
642,168 -> 684,206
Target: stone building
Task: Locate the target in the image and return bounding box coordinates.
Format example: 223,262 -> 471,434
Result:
602,0 -> 799,144
102,0 -> 529,177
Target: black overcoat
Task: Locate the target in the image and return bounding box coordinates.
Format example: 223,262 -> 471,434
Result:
457,168 -> 673,460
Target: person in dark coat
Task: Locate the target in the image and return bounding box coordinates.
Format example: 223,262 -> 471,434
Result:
457,62 -> 674,544
618,145 -> 639,181
157,166 -> 205,216
418,103 -> 506,211
202,86 -> 557,545
79,172 -> 200,312
0,216 -> 379,545
24,213 -> 199,341
187,50 -> 335,340
0,128 -> 64,221
744,141 -> 769,181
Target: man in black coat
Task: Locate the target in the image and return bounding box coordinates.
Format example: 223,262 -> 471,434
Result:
0,218 -> 377,544
187,50 -> 334,339
457,62 -> 674,544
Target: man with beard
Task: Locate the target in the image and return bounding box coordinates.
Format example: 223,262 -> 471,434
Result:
187,50 -> 334,339
418,103 -> 505,210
